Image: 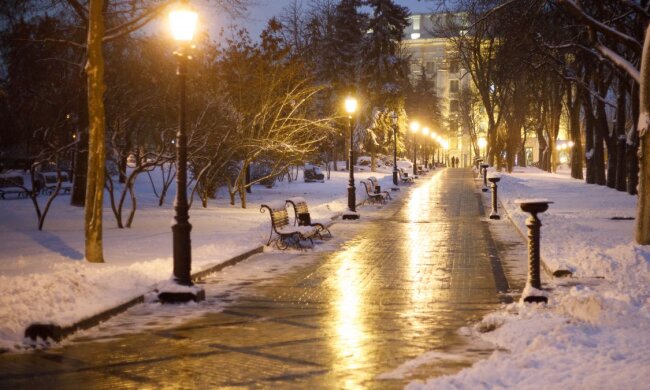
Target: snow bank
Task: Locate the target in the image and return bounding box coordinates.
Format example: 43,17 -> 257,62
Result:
409,167 -> 650,389
0,164 -> 407,350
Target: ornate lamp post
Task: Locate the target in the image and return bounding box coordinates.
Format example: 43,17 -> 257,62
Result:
391,112 -> 399,186
343,96 -> 359,220
430,132 -> 437,168
442,140 -> 450,167
422,127 -> 430,169
478,135 -> 487,159
410,121 -> 420,176
159,1 -> 204,303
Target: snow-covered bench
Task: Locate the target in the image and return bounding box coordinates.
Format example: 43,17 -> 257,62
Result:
368,176 -> 392,200
398,168 -> 415,183
285,197 -> 331,239
260,201 -> 319,250
0,175 -> 28,199
39,172 -> 72,195
360,180 -> 387,205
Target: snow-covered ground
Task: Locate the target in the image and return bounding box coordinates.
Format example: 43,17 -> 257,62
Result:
0,158 -> 412,351
4,163 -> 649,388
409,167 -> 650,389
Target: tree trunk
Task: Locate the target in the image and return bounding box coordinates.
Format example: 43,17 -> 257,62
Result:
84,0 -> 106,263
584,96 -> 596,184
594,100 -> 607,185
629,82 -> 640,196
635,26 -> 650,244
568,84 -> 583,179
245,162 -> 252,194
615,79 -> 627,191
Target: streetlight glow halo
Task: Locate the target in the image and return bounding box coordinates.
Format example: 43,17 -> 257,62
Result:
410,121 -> 420,133
169,3 -> 198,42
344,96 -> 358,114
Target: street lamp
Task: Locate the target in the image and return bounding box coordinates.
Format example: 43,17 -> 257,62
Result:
422,127 -> 430,169
478,136 -> 487,159
410,121 -> 420,176
442,140 -> 450,166
343,96 -> 359,220
430,132 -> 437,168
391,112 -> 399,185
159,1 -> 204,303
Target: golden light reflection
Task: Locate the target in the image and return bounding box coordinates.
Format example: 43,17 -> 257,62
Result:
404,173 -> 450,333
330,243 -> 369,382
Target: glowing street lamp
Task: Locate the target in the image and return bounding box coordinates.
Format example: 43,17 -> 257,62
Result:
478,136 -> 487,159
410,121 -> 420,176
343,96 -> 359,220
159,1 -> 204,303
443,140 -> 450,166
391,112 -> 399,185
422,127 -> 430,168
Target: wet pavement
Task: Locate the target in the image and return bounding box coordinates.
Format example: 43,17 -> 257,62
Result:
0,168 -> 513,389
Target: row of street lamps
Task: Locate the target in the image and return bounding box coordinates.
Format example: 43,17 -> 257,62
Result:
162,1 -> 449,300
409,121 -> 449,175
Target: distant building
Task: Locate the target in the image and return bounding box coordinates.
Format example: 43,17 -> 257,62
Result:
402,13 -> 474,167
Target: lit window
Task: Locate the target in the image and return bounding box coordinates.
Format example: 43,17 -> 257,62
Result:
412,15 -> 421,31
449,61 -> 459,74
411,33 -> 421,40
450,80 -> 459,93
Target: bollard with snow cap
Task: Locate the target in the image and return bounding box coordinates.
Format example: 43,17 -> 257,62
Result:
487,175 -> 501,220
516,199 -> 552,304
480,163 -> 489,192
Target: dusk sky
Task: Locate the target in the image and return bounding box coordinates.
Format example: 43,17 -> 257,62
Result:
210,0 -> 443,41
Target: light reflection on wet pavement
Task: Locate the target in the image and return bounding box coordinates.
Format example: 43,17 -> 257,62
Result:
0,168 -> 513,389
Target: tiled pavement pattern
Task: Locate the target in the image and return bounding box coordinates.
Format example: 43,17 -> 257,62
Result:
0,168 -> 510,389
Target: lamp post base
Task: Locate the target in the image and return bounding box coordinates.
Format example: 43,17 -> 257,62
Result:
523,295 -> 548,304
342,211 -> 360,220
489,212 -> 500,220
157,281 -> 205,304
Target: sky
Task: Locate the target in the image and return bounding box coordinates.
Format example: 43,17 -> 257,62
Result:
211,0 -> 444,41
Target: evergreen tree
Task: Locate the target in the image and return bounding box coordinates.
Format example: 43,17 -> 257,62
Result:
362,0 -> 410,108
331,0 -> 367,96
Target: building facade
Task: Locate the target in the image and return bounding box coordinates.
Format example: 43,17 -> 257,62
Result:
402,13 -> 474,167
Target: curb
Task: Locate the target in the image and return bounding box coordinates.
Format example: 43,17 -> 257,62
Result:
23,175 -> 417,344
478,176 -> 572,278
25,246 -> 265,343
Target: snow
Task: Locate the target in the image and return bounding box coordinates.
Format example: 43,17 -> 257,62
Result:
5,163 -> 650,387
0,160 -> 406,351
407,167 -> 650,389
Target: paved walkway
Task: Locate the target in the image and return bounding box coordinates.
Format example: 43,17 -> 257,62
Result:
0,168 -> 510,389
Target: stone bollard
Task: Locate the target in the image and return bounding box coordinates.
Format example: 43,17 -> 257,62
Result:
474,158 -> 483,177
487,176 -> 500,220
516,199 -> 553,303
480,163 -> 489,192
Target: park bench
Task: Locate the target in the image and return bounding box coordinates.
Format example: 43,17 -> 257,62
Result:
303,164 -> 325,183
367,176 -> 392,200
360,179 -> 387,205
285,197 -> 331,239
398,168 -> 415,184
260,201 -> 319,250
39,172 -> 72,195
0,174 -> 28,199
